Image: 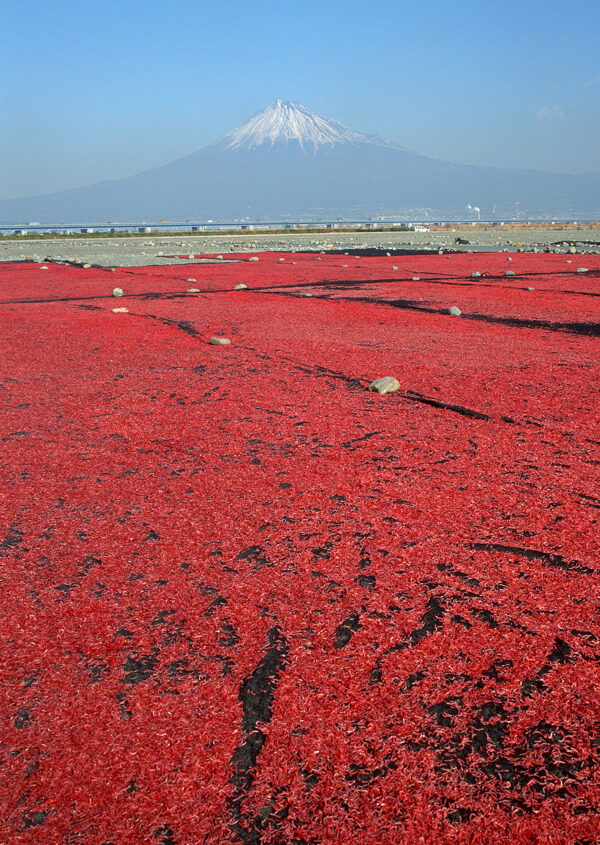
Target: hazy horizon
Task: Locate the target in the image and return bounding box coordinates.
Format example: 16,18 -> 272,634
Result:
2,0 -> 599,201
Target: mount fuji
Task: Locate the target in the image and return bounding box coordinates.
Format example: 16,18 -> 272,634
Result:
1,99 -> 599,223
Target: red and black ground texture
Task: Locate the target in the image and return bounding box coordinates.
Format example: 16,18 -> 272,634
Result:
1,252 -> 599,844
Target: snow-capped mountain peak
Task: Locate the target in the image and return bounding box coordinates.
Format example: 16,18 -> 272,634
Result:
222,99 -> 384,151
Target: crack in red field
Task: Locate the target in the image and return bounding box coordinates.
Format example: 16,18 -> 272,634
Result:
228,627 -> 289,843
469,542 -> 596,574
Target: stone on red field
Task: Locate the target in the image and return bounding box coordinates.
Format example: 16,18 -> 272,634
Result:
368,376 -> 400,394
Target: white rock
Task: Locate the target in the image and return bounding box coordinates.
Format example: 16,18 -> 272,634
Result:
248,256 -> 259,262
507,256 -> 513,262
40,265 -> 48,270
234,283 -> 248,290
209,336 -> 231,345
83,263 -> 91,269
449,306 -> 462,316
112,307 -> 129,313
278,257 -> 285,262
569,246 -> 577,254
112,287 -> 124,297
471,272 -> 481,278
526,287 -> 535,291
576,267 -> 589,274
303,293 -> 312,297
187,288 -> 200,293
505,270 -> 515,276
412,276 -> 420,281
186,277 -> 197,282
368,376 -> 400,394
392,266 -> 398,270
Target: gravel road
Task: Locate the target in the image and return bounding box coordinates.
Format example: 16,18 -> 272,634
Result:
1,227 -> 599,266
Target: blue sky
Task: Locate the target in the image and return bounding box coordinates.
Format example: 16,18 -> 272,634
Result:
1,0 -> 599,198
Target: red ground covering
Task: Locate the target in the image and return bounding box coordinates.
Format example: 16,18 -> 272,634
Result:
1,253 -> 599,844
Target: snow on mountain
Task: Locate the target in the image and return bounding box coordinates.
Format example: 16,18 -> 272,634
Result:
221,99 -> 390,151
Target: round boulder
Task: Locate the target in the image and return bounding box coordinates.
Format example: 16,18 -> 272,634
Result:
368,376 -> 400,395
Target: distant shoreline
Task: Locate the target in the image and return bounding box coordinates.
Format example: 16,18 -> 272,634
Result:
1,219 -> 600,243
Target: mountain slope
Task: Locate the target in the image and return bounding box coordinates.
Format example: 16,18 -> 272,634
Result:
1,101 -> 599,223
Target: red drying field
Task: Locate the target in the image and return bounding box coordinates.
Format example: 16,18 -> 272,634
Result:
1,252 -> 599,844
